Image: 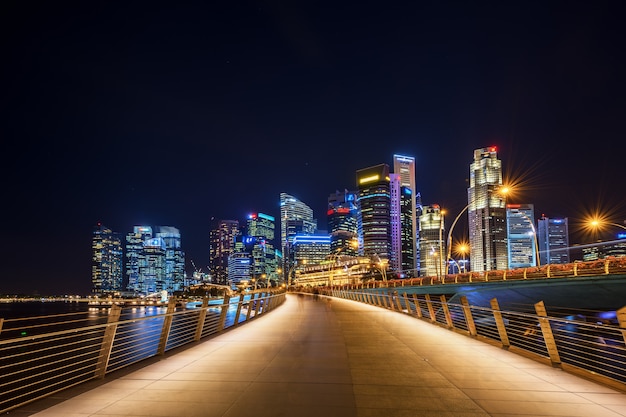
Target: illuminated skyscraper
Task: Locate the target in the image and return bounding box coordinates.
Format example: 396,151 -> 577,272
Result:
125,226 -> 153,293
292,234 -> 331,266
537,216 -> 570,265
125,225 -> 185,295
155,226 -> 185,293
356,163 -> 392,261
246,212 -> 278,285
418,205 -> 445,278
92,222 -> 123,295
467,147 -> 508,272
279,192 -> 317,273
393,154 -> 418,271
327,189 -> 358,256
209,219 -> 240,285
390,174 -> 415,276
506,204 -> 537,268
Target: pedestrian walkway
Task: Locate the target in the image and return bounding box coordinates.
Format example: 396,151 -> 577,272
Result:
13,293 -> 626,417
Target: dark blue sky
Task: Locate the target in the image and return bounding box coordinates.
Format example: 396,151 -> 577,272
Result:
2,1 -> 625,295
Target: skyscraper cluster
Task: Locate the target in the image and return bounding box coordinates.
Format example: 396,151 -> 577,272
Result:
94,148 -> 580,295
92,224 -> 185,296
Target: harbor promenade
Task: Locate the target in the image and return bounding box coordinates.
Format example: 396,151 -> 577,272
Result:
12,293 -> 626,417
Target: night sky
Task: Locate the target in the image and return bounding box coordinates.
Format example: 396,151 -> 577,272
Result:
2,1 -> 625,295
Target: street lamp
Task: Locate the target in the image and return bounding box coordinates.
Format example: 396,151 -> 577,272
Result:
371,254 -> 388,285
446,204 -> 470,273
587,218 -> 626,231
454,242 -> 469,273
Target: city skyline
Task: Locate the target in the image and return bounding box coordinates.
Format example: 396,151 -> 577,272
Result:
2,2 -> 625,295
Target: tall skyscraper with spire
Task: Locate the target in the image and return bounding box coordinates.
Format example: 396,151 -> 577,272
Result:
467,147 -> 508,272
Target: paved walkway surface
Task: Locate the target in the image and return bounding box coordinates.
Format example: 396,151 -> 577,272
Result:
12,293 -> 626,417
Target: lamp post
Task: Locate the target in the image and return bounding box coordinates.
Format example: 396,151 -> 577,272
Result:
446,204 -> 470,274
454,242 -> 469,273
371,254 -> 388,285
515,211 -> 540,267
327,248 -> 345,287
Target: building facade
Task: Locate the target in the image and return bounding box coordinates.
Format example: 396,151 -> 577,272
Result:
125,225 -> 185,295
537,216 -> 570,265
327,189 -> 359,256
356,164 -> 392,262
279,193 -> 317,276
467,147 -> 508,272
506,204 -> 537,268
393,154 -> 418,271
418,205 -> 445,278
92,223 -> 123,295
209,219 -> 240,285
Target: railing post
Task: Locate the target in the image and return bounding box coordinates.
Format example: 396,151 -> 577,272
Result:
424,294 -> 436,322
394,291 -> 403,312
254,292 -> 263,316
460,296 -> 477,337
412,294 -> 422,318
617,305 -> 626,345
158,298 -> 177,356
234,295 -> 244,326
547,265 -> 551,278
218,294 -> 232,330
402,292 -> 410,314
194,297 -> 209,341
95,304 -> 121,378
440,295 -> 453,328
0,318 -> 3,335
246,294 -> 254,320
605,259 -> 610,274
490,298 -> 510,349
534,301 -> 561,367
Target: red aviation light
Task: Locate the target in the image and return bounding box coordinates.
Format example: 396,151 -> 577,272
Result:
490,146 -> 497,152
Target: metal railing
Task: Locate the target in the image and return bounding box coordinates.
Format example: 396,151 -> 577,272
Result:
0,290 -> 286,414
320,287 -> 626,392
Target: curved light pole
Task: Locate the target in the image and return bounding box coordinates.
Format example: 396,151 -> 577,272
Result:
515,211 -> 541,267
446,204 -> 470,272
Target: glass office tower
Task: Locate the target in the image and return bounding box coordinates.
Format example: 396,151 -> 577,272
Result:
246,212 -> 278,285
537,216 -> 570,265
467,147 -> 508,272
92,222 -> 123,295
327,189 -> 358,256
506,204 -> 537,268
393,154 -> 418,271
279,192 -> 317,278
209,219 -> 240,285
418,205 -> 445,278
356,163 -> 392,261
